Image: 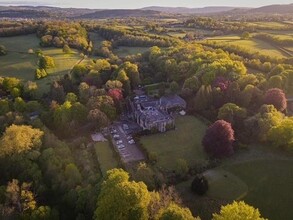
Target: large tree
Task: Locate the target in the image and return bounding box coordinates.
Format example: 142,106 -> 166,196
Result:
95,169 -> 151,220
202,120 -> 235,158
264,88 -> 287,112
157,203 -> 197,220
212,201 -> 266,220
0,125 -> 44,157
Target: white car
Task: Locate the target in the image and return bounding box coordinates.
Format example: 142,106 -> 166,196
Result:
127,135 -> 132,140
116,140 -> 123,145
113,134 -> 120,138
117,144 -> 125,149
128,139 -> 135,144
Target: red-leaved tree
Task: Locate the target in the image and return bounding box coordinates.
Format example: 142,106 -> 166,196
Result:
107,89 -> 123,102
264,88 -> 287,112
202,120 -> 235,158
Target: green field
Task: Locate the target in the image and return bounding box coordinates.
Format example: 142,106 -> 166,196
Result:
113,46 -> 150,57
206,35 -> 288,58
221,159 -> 293,220
176,147 -> 293,220
94,141 -> 119,176
0,34 -> 84,95
140,116 -> 207,171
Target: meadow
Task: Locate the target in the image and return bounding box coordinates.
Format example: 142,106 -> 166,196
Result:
206,35 -> 289,58
0,34 -> 84,95
140,116 -> 207,171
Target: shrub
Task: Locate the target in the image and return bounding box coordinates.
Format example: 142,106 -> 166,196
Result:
191,174 -> 208,196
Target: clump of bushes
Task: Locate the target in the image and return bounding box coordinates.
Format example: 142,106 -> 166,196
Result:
35,68 -> 47,79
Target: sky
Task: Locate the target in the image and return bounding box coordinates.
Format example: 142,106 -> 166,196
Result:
0,0 -> 292,9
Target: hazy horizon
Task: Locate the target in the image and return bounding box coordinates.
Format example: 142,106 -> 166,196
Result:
0,0 -> 292,9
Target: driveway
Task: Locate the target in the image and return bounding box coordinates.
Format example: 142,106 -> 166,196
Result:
110,122 -> 145,163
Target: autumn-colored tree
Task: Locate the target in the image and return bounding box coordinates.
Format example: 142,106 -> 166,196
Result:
87,109 -> 109,129
268,117 -> 293,149
202,120 -> 235,158
264,88 -> 287,112
0,125 -> 44,157
157,203 -> 197,220
95,168 -> 151,220
218,103 -> 247,126
212,201 -> 267,220
108,89 -> 123,102
38,56 -> 55,69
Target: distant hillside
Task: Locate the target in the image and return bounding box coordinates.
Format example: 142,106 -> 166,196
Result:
78,9 -> 163,19
249,3 -> 293,14
0,9 -> 50,18
141,6 -> 245,14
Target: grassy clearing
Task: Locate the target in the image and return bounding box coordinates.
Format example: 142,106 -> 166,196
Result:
140,116 -> 207,171
206,35 -> 288,58
94,141 -> 119,176
113,46 -> 150,57
0,34 -> 83,95
222,159 -> 293,220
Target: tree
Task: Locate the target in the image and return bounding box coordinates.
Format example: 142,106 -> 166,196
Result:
157,203 -> 197,220
1,179 -> 36,217
241,32 -> 250,39
65,92 -> 78,104
35,68 -> 47,80
175,159 -> 188,178
0,99 -> 10,115
38,56 -> 55,69
108,89 -> 123,102
87,109 -> 109,129
218,103 -> 247,126
13,97 -> 26,112
64,163 -> 82,188
0,45 -> 7,55
264,88 -> 287,112
95,169 -> 151,220
202,120 -> 235,158
268,117 -> 293,149
0,125 -> 44,157
191,175 -> 208,196
63,44 -> 72,54
23,81 -> 38,98
170,81 -> 180,94
212,201 -> 267,220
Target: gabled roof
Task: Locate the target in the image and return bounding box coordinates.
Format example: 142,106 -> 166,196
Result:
159,95 -> 186,108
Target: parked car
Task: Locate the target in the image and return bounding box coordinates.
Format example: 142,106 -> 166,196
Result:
127,135 -> 132,140
116,140 -> 123,145
118,144 -> 125,149
123,124 -> 129,130
113,134 -> 120,138
110,129 -> 117,134
128,139 -> 135,144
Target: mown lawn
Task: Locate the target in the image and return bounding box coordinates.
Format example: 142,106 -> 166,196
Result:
222,159 -> 293,220
140,116 -> 207,171
94,141 -> 119,176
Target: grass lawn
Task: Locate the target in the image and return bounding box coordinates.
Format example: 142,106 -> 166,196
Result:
140,116 -> 207,171
206,35 -> 288,58
94,141 -> 119,176
0,34 -> 83,95
113,46 -> 150,57
222,159 -> 293,220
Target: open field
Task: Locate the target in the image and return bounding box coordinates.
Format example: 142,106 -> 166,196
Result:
176,143 -> 293,220
206,35 -> 288,58
222,159 -> 293,220
113,46 -> 150,57
140,116 -> 207,171
0,34 -> 84,95
94,141 -> 119,176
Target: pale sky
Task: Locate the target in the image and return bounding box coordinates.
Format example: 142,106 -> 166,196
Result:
0,0 -> 292,9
